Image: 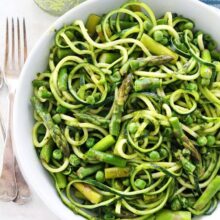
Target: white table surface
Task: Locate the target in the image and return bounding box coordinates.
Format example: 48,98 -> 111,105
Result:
0,0 -> 60,219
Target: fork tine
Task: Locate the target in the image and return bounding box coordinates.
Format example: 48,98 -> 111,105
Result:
17,18 -> 21,68
4,18 -> 9,68
23,18 -> 27,62
11,18 -> 15,66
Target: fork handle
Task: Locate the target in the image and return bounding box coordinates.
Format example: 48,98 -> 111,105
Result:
13,159 -> 31,204
0,93 -> 17,201
7,92 -> 31,204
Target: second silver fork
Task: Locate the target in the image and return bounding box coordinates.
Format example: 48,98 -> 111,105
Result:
0,18 -> 31,204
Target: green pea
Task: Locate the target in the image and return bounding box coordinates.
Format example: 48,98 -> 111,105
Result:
127,122 -> 139,134
160,148 -> 168,157
86,95 -> 95,104
182,149 -> 191,156
200,146 -> 207,154
184,22 -> 194,30
52,114 -> 61,124
69,154 -> 81,167
186,83 -> 198,91
135,179 -> 146,190
197,136 -> 207,146
207,135 -> 216,147
153,30 -> 163,42
52,149 -> 63,160
149,151 -> 160,160
144,20 -> 153,31
208,40 -> 217,51
160,37 -> 168,45
86,137 -> 95,148
95,171 -> 105,183
204,34 -> 212,41
201,78 -> 210,86
184,115 -> 194,125
171,198 -> 182,211
94,93 -> 101,101
179,22 -> 193,31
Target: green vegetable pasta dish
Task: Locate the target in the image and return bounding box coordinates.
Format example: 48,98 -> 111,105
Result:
31,0 -> 220,219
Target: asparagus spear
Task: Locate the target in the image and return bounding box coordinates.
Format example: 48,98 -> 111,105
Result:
155,209 -> 191,220
169,117 -> 201,161
110,74 -> 133,136
99,53 -> 120,64
200,49 -> 212,86
141,34 -> 179,63
105,167 -> 130,179
38,86 -> 53,99
92,135 -> 115,151
31,97 -> 70,157
58,67 -> 68,91
73,182 -> 103,204
130,55 -> 173,71
134,78 -> 161,92
96,24 -> 112,42
175,150 -> 196,174
86,14 -> 101,36
194,175 -> 220,210
54,181 -> 95,220
40,142 -> 53,163
57,48 -> 74,59
77,165 -> 102,179
85,149 -> 127,168
74,190 -> 87,200
32,79 -> 49,88
74,112 -> 110,129
55,173 -> 67,189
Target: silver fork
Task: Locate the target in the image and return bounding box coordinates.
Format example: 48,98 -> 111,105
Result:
0,18 -> 31,204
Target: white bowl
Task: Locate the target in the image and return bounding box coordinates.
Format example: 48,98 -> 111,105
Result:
13,0 -> 220,219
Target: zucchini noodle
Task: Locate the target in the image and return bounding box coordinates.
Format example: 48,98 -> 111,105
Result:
31,1 -> 220,220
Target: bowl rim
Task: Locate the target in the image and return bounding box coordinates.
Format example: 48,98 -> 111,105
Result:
13,0 -> 220,219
